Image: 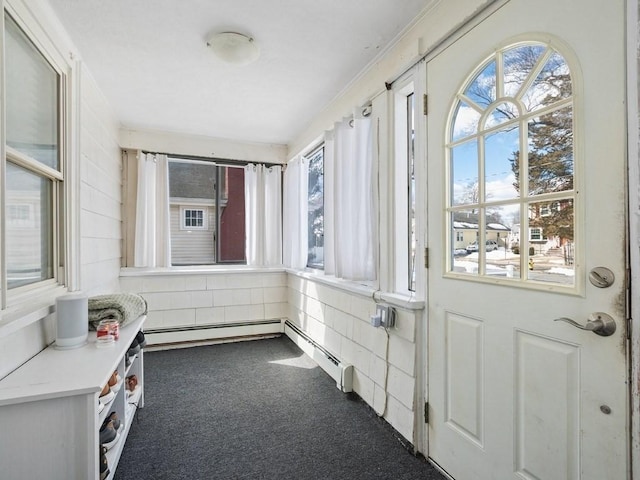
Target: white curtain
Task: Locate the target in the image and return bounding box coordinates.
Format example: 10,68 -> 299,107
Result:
245,164 -> 261,265
244,164 -> 282,266
327,113 -> 376,281
134,152 -> 171,267
283,157 -> 308,269
264,165 -> 283,265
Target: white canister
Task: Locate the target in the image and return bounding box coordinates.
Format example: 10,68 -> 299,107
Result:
55,293 -> 88,349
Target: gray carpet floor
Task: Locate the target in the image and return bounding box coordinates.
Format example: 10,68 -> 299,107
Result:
114,335 -> 446,480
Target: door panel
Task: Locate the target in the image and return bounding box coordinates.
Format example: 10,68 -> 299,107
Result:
514,331 -> 580,479
445,312 -> 484,446
426,0 -> 628,479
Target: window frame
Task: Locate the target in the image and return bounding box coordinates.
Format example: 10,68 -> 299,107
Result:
393,77 -> 417,294
1,6 -> 72,310
445,40 -> 578,290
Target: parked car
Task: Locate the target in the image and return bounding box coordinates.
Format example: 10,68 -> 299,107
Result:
466,240 -> 498,252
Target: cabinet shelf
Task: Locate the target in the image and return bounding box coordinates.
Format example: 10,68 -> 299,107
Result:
0,315 -> 146,479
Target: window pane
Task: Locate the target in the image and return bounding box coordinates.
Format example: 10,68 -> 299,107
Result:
522,52 -> 571,112
484,207 -> 520,279
527,199 -> 575,285
451,139 -> 479,206
484,102 -> 518,129
168,160 -> 246,265
307,148 -> 324,268
503,44 -> 547,98
527,106 -> 574,196
6,162 -> 53,288
5,15 -> 59,170
169,161 -> 217,265
452,100 -> 481,141
407,93 -> 416,292
218,167 -> 246,262
485,127 -> 519,202
464,60 -> 496,108
450,210 -> 480,275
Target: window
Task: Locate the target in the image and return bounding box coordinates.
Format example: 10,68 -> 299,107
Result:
168,159 -> 245,265
407,93 -> 417,292
530,227 -> 543,241
394,78 -> 418,293
4,13 -> 63,294
447,42 -> 575,286
307,146 -> 324,268
182,208 -> 206,230
540,204 -> 551,217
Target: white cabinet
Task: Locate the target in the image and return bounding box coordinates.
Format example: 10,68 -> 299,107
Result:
0,315 -> 146,479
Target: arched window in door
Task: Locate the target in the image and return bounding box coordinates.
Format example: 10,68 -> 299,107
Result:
447,42 -> 575,286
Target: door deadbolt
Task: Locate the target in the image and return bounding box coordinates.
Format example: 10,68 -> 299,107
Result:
589,267 -> 615,288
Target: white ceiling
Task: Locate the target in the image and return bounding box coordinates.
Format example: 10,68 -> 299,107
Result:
47,0 -> 432,146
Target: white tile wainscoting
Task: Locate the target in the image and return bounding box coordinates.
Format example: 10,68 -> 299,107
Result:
119,268 -> 289,345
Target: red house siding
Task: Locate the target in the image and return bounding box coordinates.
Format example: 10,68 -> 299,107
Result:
219,167 -> 245,262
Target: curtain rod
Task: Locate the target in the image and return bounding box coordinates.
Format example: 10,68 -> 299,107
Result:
384,0 -> 509,90
139,150 -> 283,168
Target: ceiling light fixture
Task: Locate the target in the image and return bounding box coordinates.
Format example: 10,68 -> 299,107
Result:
206,32 -> 260,66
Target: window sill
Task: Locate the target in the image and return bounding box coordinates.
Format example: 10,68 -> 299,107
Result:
286,269 -> 425,311
373,291 -> 425,310
120,265 -> 287,277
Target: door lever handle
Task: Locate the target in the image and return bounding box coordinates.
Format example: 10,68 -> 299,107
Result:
554,312 -> 616,337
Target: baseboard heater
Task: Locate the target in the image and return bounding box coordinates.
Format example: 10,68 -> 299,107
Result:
284,320 -> 353,393
144,319 -> 283,346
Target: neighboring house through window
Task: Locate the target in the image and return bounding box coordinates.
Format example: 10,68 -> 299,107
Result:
168,158 -> 246,265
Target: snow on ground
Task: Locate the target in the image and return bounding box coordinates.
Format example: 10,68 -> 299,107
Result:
454,248 -> 575,277
465,249 -> 520,260
547,267 -> 575,276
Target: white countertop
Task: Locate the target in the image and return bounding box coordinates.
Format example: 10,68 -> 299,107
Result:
0,315 -> 146,406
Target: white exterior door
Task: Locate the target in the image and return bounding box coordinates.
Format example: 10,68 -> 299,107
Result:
426,0 -> 628,479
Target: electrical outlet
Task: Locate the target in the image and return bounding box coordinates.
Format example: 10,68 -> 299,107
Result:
374,304 -> 396,328
370,314 -> 382,327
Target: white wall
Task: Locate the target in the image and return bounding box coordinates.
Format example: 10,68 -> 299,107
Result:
79,66 -> 122,295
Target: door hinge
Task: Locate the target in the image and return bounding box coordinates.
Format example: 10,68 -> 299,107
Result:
424,401 -> 429,424
423,94 -> 428,115
424,247 -> 429,268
